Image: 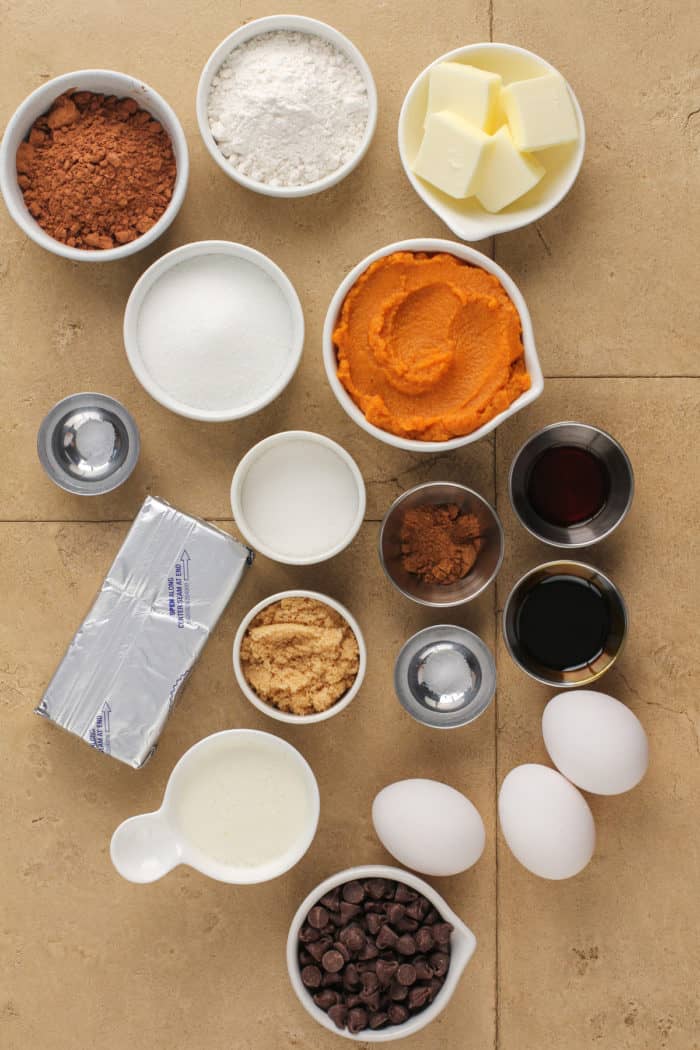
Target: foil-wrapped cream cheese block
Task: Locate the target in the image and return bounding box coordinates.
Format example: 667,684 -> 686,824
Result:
36,496 -> 253,767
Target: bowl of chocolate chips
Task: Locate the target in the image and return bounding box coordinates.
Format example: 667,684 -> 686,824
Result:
287,865 -> 476,1040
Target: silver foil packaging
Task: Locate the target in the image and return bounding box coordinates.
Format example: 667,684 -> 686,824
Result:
36,496 -> 253,767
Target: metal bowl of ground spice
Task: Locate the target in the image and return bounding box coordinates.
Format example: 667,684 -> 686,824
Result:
0,69 -> 188,262
233,590 -> 367,724
379,482 -> 504,607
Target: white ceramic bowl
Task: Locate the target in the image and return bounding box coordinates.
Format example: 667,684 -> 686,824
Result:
323,237 -> 543,453
287,864 -> 477,1041
230,430 -> 366,564
0,69 -> 189,262
398,43 -> 585,241
232,589 -> 367,725
123,240 -> 304,422
196,14 -> 378,198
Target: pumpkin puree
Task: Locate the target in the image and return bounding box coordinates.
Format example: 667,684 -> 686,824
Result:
333,251 -> 531,442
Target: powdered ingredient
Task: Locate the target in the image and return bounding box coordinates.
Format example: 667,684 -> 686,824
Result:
400,503 -> 484,585
207,30 -> 369,187
240,597 -> 360,716
16,91 -> 176,250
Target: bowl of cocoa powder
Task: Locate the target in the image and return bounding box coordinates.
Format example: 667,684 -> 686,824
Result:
0,69 -> 188,261
379,482 -> 504,607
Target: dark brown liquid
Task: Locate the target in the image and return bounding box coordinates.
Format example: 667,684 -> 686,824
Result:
527,445 -> 609,527
515,575 -> 610,671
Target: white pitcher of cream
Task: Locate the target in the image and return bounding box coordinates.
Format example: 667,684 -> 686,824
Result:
110,729 -> 320,884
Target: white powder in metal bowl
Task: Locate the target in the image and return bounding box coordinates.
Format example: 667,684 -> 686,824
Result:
136,254 -> 294,413
207,30 -> 369,187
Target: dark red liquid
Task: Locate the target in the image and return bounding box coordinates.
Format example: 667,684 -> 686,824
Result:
527,445 -> 609,527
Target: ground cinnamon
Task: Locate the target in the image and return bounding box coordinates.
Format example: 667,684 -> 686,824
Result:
400,502 -> 484,585
16,90 -> 176,250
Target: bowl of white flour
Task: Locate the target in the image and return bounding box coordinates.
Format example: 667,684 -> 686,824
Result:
196,15 -> 378,197
123,240 -> 304,422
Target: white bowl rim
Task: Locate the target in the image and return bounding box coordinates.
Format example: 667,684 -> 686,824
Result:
232,588 -> 367,724
397,41 -> 586,241
230,429 -> 367,564
0,68 -> 189,262
322,237 -> 544,453
286,863 -> 477,1041
122,239 -> 305,422
195,13 -> 378,199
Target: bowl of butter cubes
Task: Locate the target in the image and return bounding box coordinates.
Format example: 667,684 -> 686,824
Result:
398,42 -> 585,242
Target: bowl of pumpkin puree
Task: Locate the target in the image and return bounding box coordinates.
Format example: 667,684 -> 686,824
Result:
323,239 -> 543,452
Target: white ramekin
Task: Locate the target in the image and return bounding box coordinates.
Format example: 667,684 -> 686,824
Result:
123,240 -> 304,422
232,589 -> 367,725
230,430 -> 366,565
196,14 -> 378,198
0,69 -> 189,262
323,237 -> 544,453
287,864 -> 477,1041
398,42 -> 585,242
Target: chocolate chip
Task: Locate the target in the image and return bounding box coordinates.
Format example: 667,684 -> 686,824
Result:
361,972 -> 379,995
345,993 -> 364,1009
363,901 -> 384,913
414,958 -> 434,981
376,925 -> 398,950
328,1003 -> 348,1029
340,924 -> 365,952
301,965 -> 322,988
388,1003 -> 409,1024
433,922 -> 454,946
429,951 -> 449,977
321,949 -> 345,973
375,959 -> 398,987
299,949 -> 313,966
366,912 -> 385,935
386,902 -> 406,925
397,917 -> 419,933
390,980 -> 409,1001
343,963 -> 361,989
408,985 -> 431,1011
322,971 -> 343,987
306,937 -> 332,962
365,878 -> 387,900
347,1007 -> 368,1034
369,1011 -> 390,1029
342,880 -> 365,904
394,883 -> 418,904
307,906 -> 329,929
405,899 -> 427,921
396,963 -> 417,986
339,901 -> 362,924
299,924 -> 320,943
415,927 -> 435,952
320,887 -> 341,911
396,935 -> 417,956
313,988 -> 339,1009
423,906 -> 439,925
363,991 -> 381,1012
333,941 -> 351,963
357,939 -> 379,961
427,977 -> 443,1003
356,960 -> 377,974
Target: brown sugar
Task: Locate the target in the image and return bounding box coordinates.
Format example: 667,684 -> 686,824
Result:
16,90 -> 177,250
400,502 -> 484,585
239,597 -> 360,716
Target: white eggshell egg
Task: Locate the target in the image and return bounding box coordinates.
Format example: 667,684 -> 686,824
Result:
372,779 -> 485,876
542,690 -> 648,795
498,764 -> 595,880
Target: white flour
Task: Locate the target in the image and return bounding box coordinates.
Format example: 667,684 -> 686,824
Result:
207,30 -> 369,187
136,254 -> 293,413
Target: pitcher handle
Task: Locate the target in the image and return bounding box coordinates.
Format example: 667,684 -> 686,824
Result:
110,811 -> 181,883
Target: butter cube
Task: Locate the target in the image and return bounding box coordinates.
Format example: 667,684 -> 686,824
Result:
413,111 -> 490,199
476,126 -> 545,212
426,62 -> 502,132
501,72 -> 579,151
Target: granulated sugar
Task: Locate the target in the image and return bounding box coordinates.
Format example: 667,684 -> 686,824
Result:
207,30 -> 369,187
136,254 -> 293,413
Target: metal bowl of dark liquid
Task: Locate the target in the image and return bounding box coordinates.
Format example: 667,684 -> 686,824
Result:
503,560 -> 628,687
509,422 -> 634,547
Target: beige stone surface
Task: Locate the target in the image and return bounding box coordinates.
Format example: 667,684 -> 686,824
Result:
0,3 -> 698,1050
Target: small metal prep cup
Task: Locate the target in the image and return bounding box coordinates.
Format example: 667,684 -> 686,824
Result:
394,624 -> 496,729
509,421 -> 634,548
379,482 -> 504,607
37,392 -> 140,496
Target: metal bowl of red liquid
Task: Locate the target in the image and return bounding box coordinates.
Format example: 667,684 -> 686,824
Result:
508,422 -> 634,548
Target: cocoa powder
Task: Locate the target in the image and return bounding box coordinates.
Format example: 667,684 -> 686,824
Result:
400,503 -> 484,585
16,91 -> 176,250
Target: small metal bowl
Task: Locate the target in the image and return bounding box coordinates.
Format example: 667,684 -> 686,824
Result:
37,393 -> 140,496
394,625 -> 496,729
379,482 -> 504,606
502,560 -> 628,688
509,421 -> 634,548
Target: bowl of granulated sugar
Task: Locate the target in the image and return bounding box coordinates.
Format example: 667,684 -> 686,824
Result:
123,240 -> 304,422
196,15 -> 378,198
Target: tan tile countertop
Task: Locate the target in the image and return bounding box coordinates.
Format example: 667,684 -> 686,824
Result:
1,2 -> 698,1049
